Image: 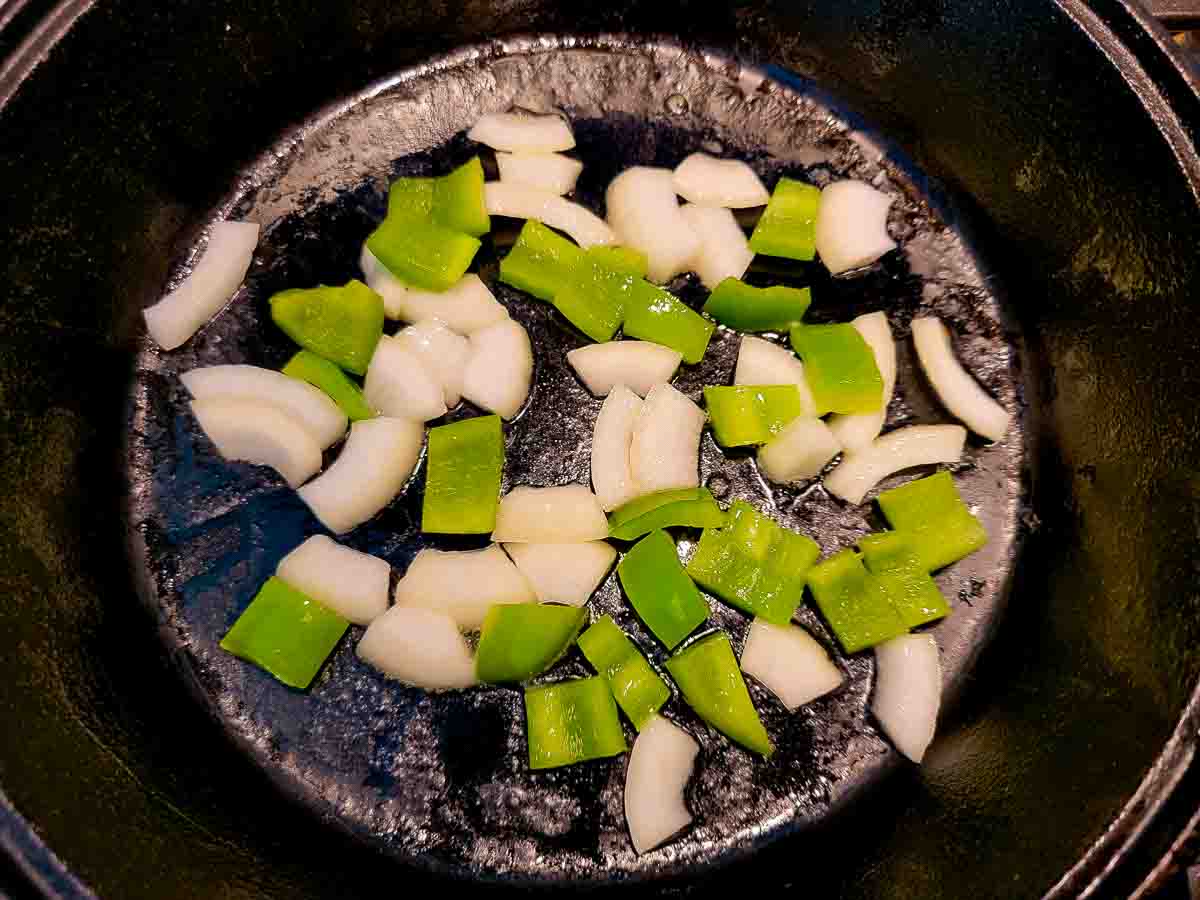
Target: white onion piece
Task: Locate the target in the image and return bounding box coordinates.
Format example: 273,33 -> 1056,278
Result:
394,319 -> 471,407
144,221 -> 260,350
629,383 -> 705,493
672,153 -> 770,209
872,634 -> 941,763
357,607 -> 477,690
827,311 -> 898,451
734,336 -> 818,417
190,399 -> 321,489
393,544 -> 535,630
680,204 -> 754,289
757,416 -> 842,484
591,385 -> 644,511
298,417 -> 423,533
814,181 -> 897,275
492,485 -> 609,543
276,535 -> 390,625
823,425 -> 966,505
911,317 -> 1010,441
460,318 -> 533,420
362,246 -> 508,333
363,336 -> 448,422
496,152 -> 583,196
567,342 -> 682,398
484,182 -> 615,248
606,167 -> 702,283
468,112 -> 575,153
182,365 -> 347,450
624,715 -> 698,855
740,618 -> 843,710
503,542 -> 617,607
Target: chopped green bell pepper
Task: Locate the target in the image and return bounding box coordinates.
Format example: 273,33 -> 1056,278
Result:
806,548 -> 907,653
623,280 -> 715,364
432,157 -> 490,237
585,245 -> 648,278
476,604 -> 587,683
499,220 -> 585,301
281,349 -> 375,421
550,246 -> 645,342
858,532 -> 949,629
386,176 -> 435,220
607,488 -> 727,541
748,177 -> 821,261
617,530 -> 709,650
269,279 -> 384,376
703,385 -> 804,447
366,216 -> 481,293
702,278 -> 812,332
525,676 -> 628,769
577,615 -> 671,730
422,415 -> 504,534
789,323 -> 883,415
876,471 -> 988,572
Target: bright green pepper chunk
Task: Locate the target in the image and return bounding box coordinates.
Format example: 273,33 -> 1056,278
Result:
876,471 -> 988,571
623,280 -> 715,364
281,349 -> 375,421
665,632 -> 773,757
685,500 -> 819,624
617,530 -> 709,649
702,278 -> 812,332
366,216 -> 481,293
270,279 -> 384,376
703,385 -> 804,447
219,577 -> 349,689
577,615 -> 671,730
748,178 -> 821,261
386,177 -> 435,220
607,488 -> 727,541
432,157 -> 490,237
585,246 -> 648,278
858,532 -> 949,628
789,323 -> 883,414
525,676 -> 628,769
550,247 -> 646,342
422,415 -> 504,534
476,604 -> 586,683
806,548 -> 907,653
499,220 -> 585,301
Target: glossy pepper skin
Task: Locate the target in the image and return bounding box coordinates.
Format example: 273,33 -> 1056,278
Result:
577,615 -> 671,730
702,278 -> 812,332
499,220 -> 585,301
858,532 -> 949,628
366,217 -> 481,293
550,246 -> 646,342
422,415 -> 504,535
524,676 -> 628,769
748,177 -> 821,261
281,350 -> 375,421
622,280 -> 715,364
269,279 -> 384,375
617,530 -> 709,650
703,385 -> 804,447
876,471 -> 987,571
476,604 -> 586,683
805,548 -> 907,653
790,323 -> 884,415
607,488 -> 726,541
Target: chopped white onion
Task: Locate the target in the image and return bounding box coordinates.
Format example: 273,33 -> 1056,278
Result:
191,399 -> 321,488
492,485 -> 609,543
362,247 -> 508,333
911,317 -> 1010,442
629,383 -> 705,493
393,544 -> 535,631
460,318 -> 533,420
740,618 -> 843,711
468,112 -> 575,153
823,425 -> 966,505
756,416 -> 842,484
672,153 -> 770,209
872,634 -> 941,763
680,204 -> 754,289
566,342 -> 682,398
503,542 -> 617,607
734,336 -> 818,417
298,417 -> 423,533
496,152 -> 583,196
276,535 -> 390,625
591,384 -> 644,512
363,335 -> 448,422
143,221 -> 260,350
606,167 -> 702,283
814,180 -> 897,275
483,182 -> 616,248
827,311 -> 898,451
357,606 -> 477,690
393,318 -> 471,407
624,715 -> 698,855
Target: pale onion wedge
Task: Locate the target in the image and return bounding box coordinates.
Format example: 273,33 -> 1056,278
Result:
606,167 -> 702,283
182,364 -> 347,450
629,383 -> 705,493
363,335 -> 448,422
298,417 -> 423,533
394,318 -> 471,407
814,180 -> 897,275
672,153 -> 770,209
757,416 -> 842,484
567,342 -> 682,398
357,607 -> 477,690
144,221 -> 259,350
823,425 -> 966,505
468,112 -> 575,153
503,542 -> 618,607
483,182 -> 616,248
460,318 -> 533,420
392,544 -> 535,630
491,485 -> 609,543
740,618 -> 843,711
680,204 -> 754,289
591,385 -> 644,511
190,399 -> 321,489
734,336 -> 818,417
362,246 -> 508,332
496,152 -> 583,196
872,634 -> 941,763
827,311 -> 898,451
624,715 -> 698,855
276,535 -> 390,625
911,317 -> 1010,441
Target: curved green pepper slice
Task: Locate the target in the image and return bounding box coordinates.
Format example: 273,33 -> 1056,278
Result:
607,488 -> 726,541
476,604 -> 586,684
281,350 -> 375,421
703,384 -> 804,447
270,279 -> 384,375
617,530 -> 709,650
525,676 -> 627,769
578,615 -> 670,730
702,278 -> 812,332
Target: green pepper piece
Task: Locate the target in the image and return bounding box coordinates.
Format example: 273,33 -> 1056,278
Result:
617,530 -> 709,649
876,471 -> 988,571
858,532 -> 949,628
623,280 -> 715,365
585,245 -> 648,278
549,247 -> 645,342
476,604 -> 587,683
665,632 -> 773,757
270,279 -> 384,376
607,488 -> 727,541
366,215 -> 482,293
422,415 -> 504,534
577,615 -> 671,730
748,177 -> 821,261
281,349 -> 375,421
499,220 -> 586,301
432,157 -> 490,237
702,278 -> 812,332
703,384 -> 804,447
789,323 -> 883,415
806,548 -> 907,653
386,177 -> 436,220
685,500 -> 819,624
219,576 -> 349,689
525,676 -> 628,769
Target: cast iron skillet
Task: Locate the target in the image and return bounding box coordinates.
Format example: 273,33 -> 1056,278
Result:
1,2 -> 1199,898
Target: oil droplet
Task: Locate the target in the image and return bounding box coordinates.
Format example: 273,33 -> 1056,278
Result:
665,93 -> 688,116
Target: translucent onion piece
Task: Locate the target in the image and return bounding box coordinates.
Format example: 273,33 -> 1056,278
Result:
567,341 -> 682,398
872,633 -> 941,763
814,180 -> 897,275
190,399 -> 321,489
591,385 -> 645,511
492,485 -> 610,543
734,335 -> 817,417
672,153 -> 770,209
740,618 -> 843,711
911,317 -> 1010,441
503,542 -> 617,606
357,606 -> 477,690
393,544 -> 535,630
276,535 -> 390,625
468,112 -> 575,153
496,151 -> 583,196
823,425 -> 966,505
757,416 -> 842,484
629,383 -> 705,493
827,311 -> 897,450
460,318 -> 533,420
624,715 -> 698,854
606,167 -> 702,283
680,204 -> 754,289
363,335 -> 448,422
362,246 -> 508,333
394,318 -> 471,407
483,182 -> 616,248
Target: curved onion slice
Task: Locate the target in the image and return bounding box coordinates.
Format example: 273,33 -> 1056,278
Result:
672,153 -> 769,209
394,318 -> 471,407
182,364 -> 347,450
911,317 -> 1010,442
606,167 -> 702,283
496,152 -> 583,196
460,318 -> 533,420
680,204 -> 754,289
484,182 -> 615,248
624,715 -> 698,855
629,383 -> 705,493
298,417 -> 423,533
872,633 -> 941,763
814,180 -> 897,275
492,485 -> 609,543
740,618 -> 843,710
393,544 -> 535,630
276,535 -> 390,625
503,542 -> 617,606
823,425 -> 966,505
357,606 -> 477,690
191,399 -> 321,488
828,311 -> 897,451
468,112 -> 575,153
757,416 -> 842,484
363,336 -> 448,422
734,336 -> 817,417
362,246 -> 508,332
567,342 -> 682,398
591,385 -> 644,511
144,221 -> 260,350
